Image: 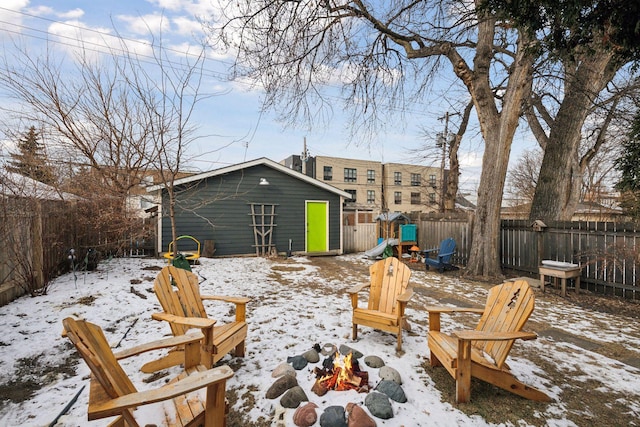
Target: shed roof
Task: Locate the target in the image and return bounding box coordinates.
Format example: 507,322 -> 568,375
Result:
375,212 -> 411,222
146,157 -> 352,199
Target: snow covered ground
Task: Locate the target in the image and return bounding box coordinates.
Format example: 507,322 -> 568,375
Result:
1,254 -> 639,426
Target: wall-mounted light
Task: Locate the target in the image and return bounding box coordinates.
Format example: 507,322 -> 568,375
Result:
259,178 -> 270,186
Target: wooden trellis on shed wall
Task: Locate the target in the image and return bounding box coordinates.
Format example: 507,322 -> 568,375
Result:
249,203 -> 278,256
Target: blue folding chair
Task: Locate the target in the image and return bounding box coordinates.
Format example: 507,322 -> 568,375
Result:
423,238 -> 457,273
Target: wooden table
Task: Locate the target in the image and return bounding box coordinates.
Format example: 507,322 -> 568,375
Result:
539,265 -> 582,297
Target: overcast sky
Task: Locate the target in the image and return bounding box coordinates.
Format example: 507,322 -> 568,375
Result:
0,1 -> 511,193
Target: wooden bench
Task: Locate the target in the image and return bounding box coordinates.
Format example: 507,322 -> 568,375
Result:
539,264 -> 582,297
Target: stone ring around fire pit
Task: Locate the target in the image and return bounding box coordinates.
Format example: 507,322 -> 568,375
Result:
267,343 -> 408,426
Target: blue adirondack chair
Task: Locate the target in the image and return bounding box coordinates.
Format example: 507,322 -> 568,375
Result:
423,238 -> 457,272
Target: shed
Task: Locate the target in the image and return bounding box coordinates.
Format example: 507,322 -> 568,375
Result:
146,158 -> 352,257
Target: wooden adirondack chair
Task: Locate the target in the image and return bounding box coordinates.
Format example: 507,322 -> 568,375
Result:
62,316 -> 233,427
423,237 -> 456,272
143,265 -> 249,373
426,280 -> 551,403
348,257 -> 413,352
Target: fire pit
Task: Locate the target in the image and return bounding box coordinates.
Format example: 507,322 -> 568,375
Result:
267,343 -> 407,424
311,351 -> 370,395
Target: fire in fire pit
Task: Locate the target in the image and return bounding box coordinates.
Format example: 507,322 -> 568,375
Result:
311,351 -> 370,396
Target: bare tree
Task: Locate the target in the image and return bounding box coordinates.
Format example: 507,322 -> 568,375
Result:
444,101 -> 474,212
120,32 -> 210,256
506,149 -> 543,206
0,26 -> 215,257
0,44 -> 159,253
207,1 -> 536,278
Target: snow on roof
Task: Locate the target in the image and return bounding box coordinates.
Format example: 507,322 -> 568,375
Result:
0,171 -> 78,201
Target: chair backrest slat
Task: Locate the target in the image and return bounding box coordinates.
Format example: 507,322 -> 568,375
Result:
368,257 -> 411,314
63,317 -> 137,398
154,267 -> 192,336
169,266 -> 207,318
440,238 -> 456,262
475,280 -> 534,368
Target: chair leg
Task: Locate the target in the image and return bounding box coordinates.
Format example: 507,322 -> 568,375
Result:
235,341 -> 246,358
204,380 -> 228,427
456,339 -> 472,403
352,323 -> 358,341
396,330 -> 403,352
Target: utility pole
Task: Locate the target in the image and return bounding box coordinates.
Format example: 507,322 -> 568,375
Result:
437,111 -> 459,212
301,136 -> 309,176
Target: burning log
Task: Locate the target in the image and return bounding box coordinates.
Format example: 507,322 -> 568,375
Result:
312,351 -> 370,395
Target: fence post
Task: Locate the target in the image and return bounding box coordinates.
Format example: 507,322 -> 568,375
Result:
31,200 -> 44,290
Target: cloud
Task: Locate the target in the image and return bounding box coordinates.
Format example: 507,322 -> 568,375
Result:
0,0 -> 29,36
172,15 -> 202,37
146,0 -> 218,16
116,13 -> 171,36
57,8 -> 84,19
47,20 -> 153,60
146,0 -> 185,12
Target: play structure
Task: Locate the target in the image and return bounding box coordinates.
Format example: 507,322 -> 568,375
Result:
364,212 -> 418,259
163,235 -> 201,264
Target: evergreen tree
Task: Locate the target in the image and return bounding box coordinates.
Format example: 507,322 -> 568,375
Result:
614,112 -> 640,219
6,126 -> 55,185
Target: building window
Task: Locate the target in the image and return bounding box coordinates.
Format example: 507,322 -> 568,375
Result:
323,166 -> 333,181
394,191 -> 402,204
367,190 -> 375,203
411,192 -> 421,205
411,173 -> 421,186
344,168 -> 357,183
394,172 -> 402,185
367,169 -> 375,183
429,193 -> 437,203
429,174 -> 437,187
345,189 -> 357,202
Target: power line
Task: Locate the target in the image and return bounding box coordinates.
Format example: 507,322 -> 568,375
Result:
0,6 -> 455,123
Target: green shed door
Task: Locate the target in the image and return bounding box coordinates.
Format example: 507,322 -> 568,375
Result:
306,201 -> 328,253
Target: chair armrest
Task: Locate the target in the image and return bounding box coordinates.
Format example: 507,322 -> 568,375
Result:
425,307 -> 485,315
438,251 -> 455,258
114,332 -> 204,360
347,283 -> 370,294
88,365 -> 234,419
396,288 -> 414,303
422,248 -> 438,255
453,330 -> 538,342
201,295 -> 250,305
151,312 -> 217,329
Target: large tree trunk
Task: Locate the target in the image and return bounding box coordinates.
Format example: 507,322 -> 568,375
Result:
466,123 -> 513,277
457,15 -> 534,278
529,51 -> 616,221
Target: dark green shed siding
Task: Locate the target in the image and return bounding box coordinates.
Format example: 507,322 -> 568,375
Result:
160,164 -> 343,256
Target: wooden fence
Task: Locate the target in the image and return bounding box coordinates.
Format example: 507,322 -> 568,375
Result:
344,223 -> 377,253
0,197 -> 154,306
343,216 -> 640,299
501,220 -> 640,299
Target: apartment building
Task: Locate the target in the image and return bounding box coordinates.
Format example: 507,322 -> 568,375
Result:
282,155 -> 443,217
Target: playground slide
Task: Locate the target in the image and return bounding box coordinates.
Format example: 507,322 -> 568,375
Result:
364,238 -> 399,259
